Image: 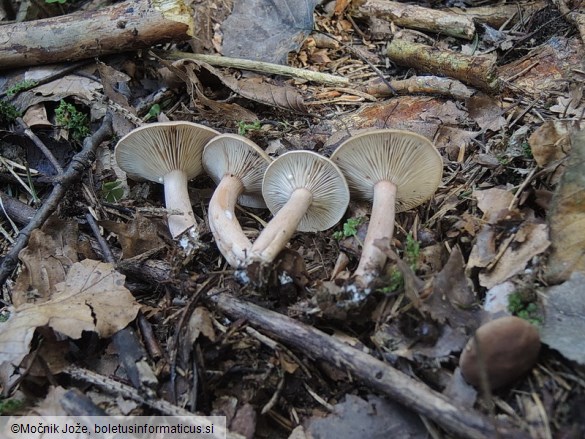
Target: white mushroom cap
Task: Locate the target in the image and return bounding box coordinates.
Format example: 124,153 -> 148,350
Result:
115,121 -> 219,183
114,121 -> 219,239
203,133 -> 272,208
262,150 -> 350,232
330,129 -> 443,212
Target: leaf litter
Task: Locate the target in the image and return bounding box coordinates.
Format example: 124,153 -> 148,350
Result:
1,0 -> 585,437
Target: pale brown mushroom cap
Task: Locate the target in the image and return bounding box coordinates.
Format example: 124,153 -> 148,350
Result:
115,121 -> 219,183
203,133 -> 272,208
262,150 -> 350,232
330,129 -> 443,212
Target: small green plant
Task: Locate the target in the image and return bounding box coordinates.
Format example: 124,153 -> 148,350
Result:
0,100 -> 21,124
144,104 -> 161,122
404,233 -> 420,270
508,292 -> 541,325
6,79 -> 38,97
55,100 -> 90,142
521,141 -> 533,159
377,268 -> 404,294
237,120 -> 262,136
45,0 -> 69,4
332,217 -> 363,240
0,398 -> 24,415
102,180 -> 125,202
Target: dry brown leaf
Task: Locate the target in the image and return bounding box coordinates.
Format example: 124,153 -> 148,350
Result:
479,220 -> 550,289
12,217 -> 78,307
467,94 -> 507,132
474,187 -> 514,224
0,260 -> 140,388
546,130 -> 585,283
100,214 -> 166,259
187,307 -> 217,344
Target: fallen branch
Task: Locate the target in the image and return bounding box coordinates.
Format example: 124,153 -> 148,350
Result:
447,1 -> 547,28
164,51 -> 350,86
386,37 -> 501,92
349,0 -> 475,40
362,75 -> 475,100
204,292 -> 530,439
0,0 -> 194,69
0,113 -> 113,287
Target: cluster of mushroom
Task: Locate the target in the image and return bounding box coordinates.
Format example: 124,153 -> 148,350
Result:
114,122 -> 443,289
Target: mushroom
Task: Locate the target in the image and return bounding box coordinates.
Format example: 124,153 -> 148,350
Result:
246,150 -> 350,268
330,129 -> 443,287
115,121 -> 219,239
459,316 -> 541,390
203,133 -> 272,267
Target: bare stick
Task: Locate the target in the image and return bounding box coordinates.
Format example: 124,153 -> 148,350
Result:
0,0 -> 194,69
0,113 -> 113,287
16,117 -> 63,174
205,292 -> 529,439
163,51 -> 350,86
386,38 -> 501,92
350,0 -> 475,40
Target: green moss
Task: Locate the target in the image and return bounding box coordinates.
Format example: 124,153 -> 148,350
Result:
332,217 -> 364,240
0,100 -> 21,124
55,100 -> 90,142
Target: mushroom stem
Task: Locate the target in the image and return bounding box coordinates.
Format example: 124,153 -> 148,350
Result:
249,187 -> 313,264
208,174 -> 252,267
354,180 -> 397,279
163,169 -> 196,238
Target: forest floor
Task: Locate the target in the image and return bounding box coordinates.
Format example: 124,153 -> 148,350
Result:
1,0 -> 585,438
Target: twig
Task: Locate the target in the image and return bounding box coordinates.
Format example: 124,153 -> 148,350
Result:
0,113 -> 113,287
204,292 -> 530,439
261,372 -> 285,415
163,51 -> 350,87
85,212 -> 115,264
15,117 -> 63,174
137,312 -> 165,362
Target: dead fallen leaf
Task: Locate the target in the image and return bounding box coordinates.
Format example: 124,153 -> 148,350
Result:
0,260 -> 140,389
545,129 -> 585,283
187,307 -> 217,344
474,187 -> 514,224
540,272 -> 585,365
12,217 -> 78,307
305,394 -> 427,439
479,220 -> 550,289
100,214 -> 166,259
467,94 -> 507,132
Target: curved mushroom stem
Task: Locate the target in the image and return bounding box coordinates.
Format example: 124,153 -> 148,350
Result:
354,180 -> 397,281
248,188 -> 313,264
164,169 -> 197,238
208,174 -> 252,267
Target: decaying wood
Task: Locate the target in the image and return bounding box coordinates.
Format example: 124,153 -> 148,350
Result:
205,292 -> 530,439
350,0 -> 475,40
386,38 -> 501,92
0,0 -> 194,69
164,51 -> 351,86
362,75 -> 475,100
447,1 -> 547,28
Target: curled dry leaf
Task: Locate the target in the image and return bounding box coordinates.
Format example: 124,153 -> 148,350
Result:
0,260 -> 140,388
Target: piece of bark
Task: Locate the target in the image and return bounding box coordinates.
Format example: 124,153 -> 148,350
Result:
350,0 -> 475,40
386,38 -> 500,92
205,292 -> 529,439
0,0 -> 194,70
362,75 -> 475,100
0,191 -> 37,226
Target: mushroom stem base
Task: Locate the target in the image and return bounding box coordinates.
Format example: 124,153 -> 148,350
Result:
164,169 -> 196,238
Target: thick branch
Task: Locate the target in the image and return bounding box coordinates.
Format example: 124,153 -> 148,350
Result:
0,113 -> 113,287
386,38 -> 501,92
350,0 -> 475,40
0,0 -> 194,69
205,292 -> 529,439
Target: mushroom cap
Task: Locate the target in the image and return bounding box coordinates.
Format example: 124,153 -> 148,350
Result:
330,129 -> 443,212
262,150 -> 349,232
459,316 -> 541,390
115,121 -> 219,183
203,133 -> 272,208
